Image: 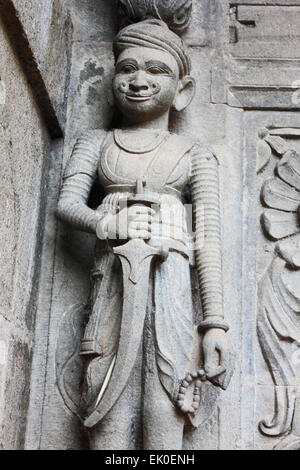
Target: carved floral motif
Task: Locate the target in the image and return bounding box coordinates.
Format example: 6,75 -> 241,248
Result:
258,128 -> 300,450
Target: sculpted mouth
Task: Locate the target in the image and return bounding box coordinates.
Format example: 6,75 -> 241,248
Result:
126,94 -> 152,102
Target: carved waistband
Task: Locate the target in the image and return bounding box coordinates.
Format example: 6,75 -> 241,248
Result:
105,184 -> 181,199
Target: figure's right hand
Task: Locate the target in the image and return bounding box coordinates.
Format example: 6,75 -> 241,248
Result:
97,205 -> 156,241
126,205 -> 156,240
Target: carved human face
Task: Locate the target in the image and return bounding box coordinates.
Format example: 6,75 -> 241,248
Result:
113,46 -> 180,123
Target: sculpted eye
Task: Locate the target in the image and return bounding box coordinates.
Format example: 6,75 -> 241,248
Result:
147,67 -> 168,75
121,64 -> 137,74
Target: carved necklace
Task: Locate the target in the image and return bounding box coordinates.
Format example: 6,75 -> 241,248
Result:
114,129 -> 169,154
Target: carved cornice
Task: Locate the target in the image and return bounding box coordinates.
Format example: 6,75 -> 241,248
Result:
118,0 -> 193,33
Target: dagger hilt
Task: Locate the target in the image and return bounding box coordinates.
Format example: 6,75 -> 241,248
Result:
118,179 -> 168,260
126,178 -> 160,210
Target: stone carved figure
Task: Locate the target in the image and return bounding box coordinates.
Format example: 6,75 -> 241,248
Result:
258,129 -> 300,450
57,7 -> 234,450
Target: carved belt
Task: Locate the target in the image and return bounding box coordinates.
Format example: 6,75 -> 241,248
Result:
105,184 -> 181,199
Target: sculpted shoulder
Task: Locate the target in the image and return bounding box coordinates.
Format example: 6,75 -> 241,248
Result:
76,128 -> 108,151
64,128 -> 108,179
188,139 -> 220,165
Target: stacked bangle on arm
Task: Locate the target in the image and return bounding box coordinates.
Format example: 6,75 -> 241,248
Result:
198,319 -> 229,333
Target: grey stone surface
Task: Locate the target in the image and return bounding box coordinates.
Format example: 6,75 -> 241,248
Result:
68,0 -> 119,42
11,0 -> 72,129
0,13 -> 53,449
0,0 -> 299,450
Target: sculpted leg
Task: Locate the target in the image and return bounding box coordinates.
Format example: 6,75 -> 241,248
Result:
141,255 -> 194,450
142,369 -> 185,450
142,314 -> 185,450
87,351 -> 142,450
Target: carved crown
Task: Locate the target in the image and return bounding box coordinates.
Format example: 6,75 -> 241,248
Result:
118,0 -> 193,33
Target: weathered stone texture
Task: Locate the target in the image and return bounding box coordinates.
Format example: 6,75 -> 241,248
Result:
0,0 -> 72,450
11,0 -> 72,129
1,0 -> 300,450
0,14 -> 52,449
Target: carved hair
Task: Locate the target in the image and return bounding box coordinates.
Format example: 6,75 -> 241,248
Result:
114,19 -> 191,78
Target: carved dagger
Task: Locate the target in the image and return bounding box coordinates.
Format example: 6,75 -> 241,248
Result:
85,180 -> 166,428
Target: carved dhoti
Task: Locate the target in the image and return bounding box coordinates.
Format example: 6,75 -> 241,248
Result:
82,249 -> 199,417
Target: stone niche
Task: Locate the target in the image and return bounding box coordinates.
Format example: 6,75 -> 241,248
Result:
1,0 -> 299,450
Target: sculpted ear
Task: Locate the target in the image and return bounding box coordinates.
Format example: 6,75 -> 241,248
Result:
173,76 -> 196,112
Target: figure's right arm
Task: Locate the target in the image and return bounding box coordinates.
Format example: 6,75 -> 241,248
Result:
56,130 -> 106,234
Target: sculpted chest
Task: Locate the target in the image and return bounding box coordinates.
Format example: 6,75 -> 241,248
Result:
97,130 -> 192,194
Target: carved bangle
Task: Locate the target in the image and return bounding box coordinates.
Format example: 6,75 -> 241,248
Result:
198,320 -> 229,333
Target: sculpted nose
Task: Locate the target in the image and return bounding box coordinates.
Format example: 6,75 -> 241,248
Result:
129,71 -> 149,92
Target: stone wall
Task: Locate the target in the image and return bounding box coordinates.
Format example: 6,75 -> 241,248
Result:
1,0 -> 300,450
0,15 -> 51,447
0,0 -> 71,449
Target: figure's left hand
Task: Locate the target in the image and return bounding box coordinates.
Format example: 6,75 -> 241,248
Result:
202,328 -> 235,390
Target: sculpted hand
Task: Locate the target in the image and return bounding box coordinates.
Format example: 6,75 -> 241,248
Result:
127,205 -> 156,240
97,205 -> 156,241
202,328 -> 235,390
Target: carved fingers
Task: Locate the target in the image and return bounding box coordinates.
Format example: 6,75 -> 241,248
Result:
101,205 -> 157,241
128,223 -> 151,240
202,329 -> 235,391
202,330 -> 219,371
128,205 -> 155,240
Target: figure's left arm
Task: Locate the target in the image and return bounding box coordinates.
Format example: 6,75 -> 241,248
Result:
190,145 -> 235,390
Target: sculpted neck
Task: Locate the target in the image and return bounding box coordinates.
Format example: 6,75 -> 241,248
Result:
121,112 -> 170,132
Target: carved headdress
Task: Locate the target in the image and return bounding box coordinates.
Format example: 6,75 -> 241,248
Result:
118,0 -> 193,33
114,19 -> 191,78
